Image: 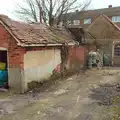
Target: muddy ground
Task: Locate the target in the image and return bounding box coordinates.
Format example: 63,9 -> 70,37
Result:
0,68 -> 120,120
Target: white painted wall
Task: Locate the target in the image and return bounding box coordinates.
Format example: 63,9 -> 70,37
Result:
24,48 -> 61,90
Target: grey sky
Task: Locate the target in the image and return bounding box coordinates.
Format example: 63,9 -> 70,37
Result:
92,0 -> 120,9
0,0 -> 120,20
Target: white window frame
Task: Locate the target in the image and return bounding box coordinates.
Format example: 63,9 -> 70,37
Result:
84,18 -> 91,24
112,16 -> 120,22
73,20 -> 80,25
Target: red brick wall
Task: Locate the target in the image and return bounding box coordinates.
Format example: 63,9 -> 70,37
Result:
0,24 -> 9,48
8,41 -> 60,70
8,37 -> 26,69
68,46 -> 85,69
0,24 -> 26,69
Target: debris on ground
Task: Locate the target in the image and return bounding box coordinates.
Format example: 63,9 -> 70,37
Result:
54,89 -> 68,96
0,69 -> 120,120
0,88 -> 8,92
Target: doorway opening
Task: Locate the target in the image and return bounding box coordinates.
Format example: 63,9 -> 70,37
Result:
0,50 -> 8,89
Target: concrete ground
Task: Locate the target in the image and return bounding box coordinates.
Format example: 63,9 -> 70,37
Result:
0,69 -> 120,120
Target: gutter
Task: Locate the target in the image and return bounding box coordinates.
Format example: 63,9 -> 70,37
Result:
20,43 -> 76,47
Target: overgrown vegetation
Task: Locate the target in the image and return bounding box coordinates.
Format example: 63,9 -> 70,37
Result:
28,73 -> 61,90
108,96 -> 120,120
28,67 -> 84,91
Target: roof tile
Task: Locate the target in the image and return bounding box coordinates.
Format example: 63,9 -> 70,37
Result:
0,15 -> 74,46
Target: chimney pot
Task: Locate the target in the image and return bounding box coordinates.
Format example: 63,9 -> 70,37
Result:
108,5 -> 112,8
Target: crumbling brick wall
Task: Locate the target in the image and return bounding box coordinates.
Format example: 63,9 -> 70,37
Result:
8,37 -> 25,69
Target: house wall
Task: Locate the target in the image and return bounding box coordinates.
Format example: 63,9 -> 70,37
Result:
86,44 -> 96,52
8,38 -> 25,93
87,16 -> 120,39
85,42 -> 113,65
112,41 -> 120,66
99,42 -> 113,65
86,15 -> 120,66
24,48 -> 61,91
80,15 -> 120,29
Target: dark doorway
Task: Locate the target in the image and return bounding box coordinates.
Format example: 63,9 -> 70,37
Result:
0,51 -> 8,66
0,50 -> 8,89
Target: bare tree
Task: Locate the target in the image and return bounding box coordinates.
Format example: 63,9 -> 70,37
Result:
14,0 -> 91,26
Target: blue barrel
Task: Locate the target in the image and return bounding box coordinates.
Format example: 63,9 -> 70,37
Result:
0,70 -> 8,87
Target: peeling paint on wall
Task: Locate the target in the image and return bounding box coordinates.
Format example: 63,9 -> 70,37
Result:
24,48 -> 61,90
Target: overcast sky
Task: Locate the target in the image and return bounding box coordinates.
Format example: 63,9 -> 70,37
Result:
0,0 -> 120,20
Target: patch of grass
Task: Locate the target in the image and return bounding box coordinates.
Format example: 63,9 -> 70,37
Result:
112,96 -> 120,104
111,96 -> 120,120
104,96 -> 120,120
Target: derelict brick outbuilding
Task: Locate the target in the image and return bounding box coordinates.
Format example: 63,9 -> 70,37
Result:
0,15 -> 77,93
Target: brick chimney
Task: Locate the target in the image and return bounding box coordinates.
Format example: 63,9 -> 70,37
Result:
108,5 -> 112,8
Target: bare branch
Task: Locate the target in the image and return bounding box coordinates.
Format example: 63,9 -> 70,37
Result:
14,0 -> 92,26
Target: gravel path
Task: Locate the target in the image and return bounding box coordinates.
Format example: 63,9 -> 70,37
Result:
0,69 -> 120,120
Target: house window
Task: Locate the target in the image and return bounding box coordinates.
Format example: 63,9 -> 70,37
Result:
73,20 -> 80,25
84,18 -> 91,24
112,16 -> 120,22
114,44 -> 120,56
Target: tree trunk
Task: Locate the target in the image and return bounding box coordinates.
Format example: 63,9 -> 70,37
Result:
60,45 -> 69,78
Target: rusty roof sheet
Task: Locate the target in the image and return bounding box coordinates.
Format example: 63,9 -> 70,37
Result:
0,15 -> 75,46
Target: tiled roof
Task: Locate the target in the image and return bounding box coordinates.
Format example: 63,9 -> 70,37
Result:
0,15 -> 75,46
86,14 -> 120,39
79,6 -> 120,19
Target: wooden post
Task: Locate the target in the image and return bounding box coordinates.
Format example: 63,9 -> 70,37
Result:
112,41 -> 114,66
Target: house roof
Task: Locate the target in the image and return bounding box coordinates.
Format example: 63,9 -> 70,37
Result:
66,26 -> 96,44
86,14 -> 120,40
0,15 -> 75,47
79,6 -> 120,19
62,6 -> 120,21
87,14 -> 120,31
